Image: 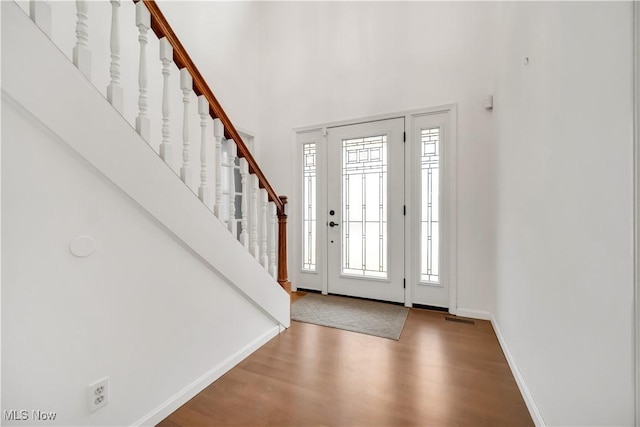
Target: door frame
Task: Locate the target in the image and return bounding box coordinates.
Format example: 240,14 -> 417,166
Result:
294,104 -> 457,311
633,0 -> 639,423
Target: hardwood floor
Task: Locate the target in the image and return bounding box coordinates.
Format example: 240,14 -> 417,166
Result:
158,296 -> 533,426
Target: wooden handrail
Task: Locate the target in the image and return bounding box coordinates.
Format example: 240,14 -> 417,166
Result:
133,0 -> 290,294
136,0 -> 283,214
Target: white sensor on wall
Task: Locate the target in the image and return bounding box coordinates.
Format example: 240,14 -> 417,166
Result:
70,236 -> 96,257
483,95 -> 494,110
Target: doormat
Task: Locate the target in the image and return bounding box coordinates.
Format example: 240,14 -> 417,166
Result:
291,293 -> 409,340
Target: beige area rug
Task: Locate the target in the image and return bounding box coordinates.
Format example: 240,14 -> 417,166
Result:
291,293 -> 409,340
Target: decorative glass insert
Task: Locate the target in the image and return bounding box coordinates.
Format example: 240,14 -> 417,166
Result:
342,135 -> 388,279
421,127 -> 440,283
302,143 -> 317,271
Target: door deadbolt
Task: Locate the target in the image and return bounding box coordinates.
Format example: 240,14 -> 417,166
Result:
329,210 -> 335,216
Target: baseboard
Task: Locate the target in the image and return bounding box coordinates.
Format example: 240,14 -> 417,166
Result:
455,308 -> 492,320
132,325 -> 281,426
490,314 -> 545,426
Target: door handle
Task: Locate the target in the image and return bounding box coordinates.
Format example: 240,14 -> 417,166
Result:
329,221 -> 339,228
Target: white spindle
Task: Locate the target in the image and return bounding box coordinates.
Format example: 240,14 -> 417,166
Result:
227,140 -> 238,236
198,95 -> 209,205
180,69 -> 192,187
159,38 -> 173,164
250,175 -> 260,259
29,0 -> 52,38
107,0 -> 123,113
260,189 -> 269,268
73,0 -> 91,79
135,2 -> 150,142
213,119 -> 224,219
239,158 -> 249,249
269,201 -> 277,278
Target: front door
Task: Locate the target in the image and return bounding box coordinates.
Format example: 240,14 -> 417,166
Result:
326,118 -> 405,303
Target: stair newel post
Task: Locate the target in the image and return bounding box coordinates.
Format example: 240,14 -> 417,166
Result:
277,196 -> 291,293
179,69 -> 192,187
73,0 -> 91,79
29,0 -> 52,38
260,189 -> 269,268
250,175 -> 260,259
269,201 -> 278,278
213,119 -> 224,219
107,0 -> 123,113
197,95 -> 210,206
239,158 -> 250,249
159,38 -> 173,164
135,2 -> 150,142
227,140 -> 238,236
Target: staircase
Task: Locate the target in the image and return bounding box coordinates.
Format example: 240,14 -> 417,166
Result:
2,1 -> 290,425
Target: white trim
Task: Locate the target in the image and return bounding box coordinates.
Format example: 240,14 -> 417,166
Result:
132,325 -> 280,426
448,106 -> 458,315
320,131 -> 329,296
491,315 -> 546,427
456,308 -> 491,321
634,1 -> 640,425
293,104 -> 457,133
233,127 -> 256,155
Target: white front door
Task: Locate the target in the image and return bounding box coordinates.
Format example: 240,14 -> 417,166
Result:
326,118 -> 405,303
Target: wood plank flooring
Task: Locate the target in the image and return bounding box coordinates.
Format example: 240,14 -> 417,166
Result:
158,294 -> 533,426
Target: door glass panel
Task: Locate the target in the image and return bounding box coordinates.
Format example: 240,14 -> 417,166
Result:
302,142 -> 317,271
342,135 -> 387,278
421,127 -> 440,283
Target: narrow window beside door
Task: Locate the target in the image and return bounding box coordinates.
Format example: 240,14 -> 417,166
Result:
421,127 -> 440,283
302,142 -> 317,271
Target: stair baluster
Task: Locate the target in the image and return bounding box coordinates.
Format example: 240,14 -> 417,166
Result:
159,38 -> 173,164
73,0 -> 91,79
135,2 -> 150,142
107,0 -> 123,113
228,140 -> 238,236
179,69 -> 192,187
260,189 -> 269,268
197,95 -> 209,206
239,158 -> 249,249
250,175 -> 260,259
213,119 -> 224,219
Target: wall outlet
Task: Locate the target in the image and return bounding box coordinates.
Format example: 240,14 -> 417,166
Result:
88,377 -> 109,413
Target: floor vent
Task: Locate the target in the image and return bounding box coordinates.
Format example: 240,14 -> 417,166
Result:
445,316 -> 476,325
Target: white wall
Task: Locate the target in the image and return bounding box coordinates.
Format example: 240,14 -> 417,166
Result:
1,96 -> 278,425
156,0 -> 262,134
254,2 -> 499,313
493,2 -> 635,425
